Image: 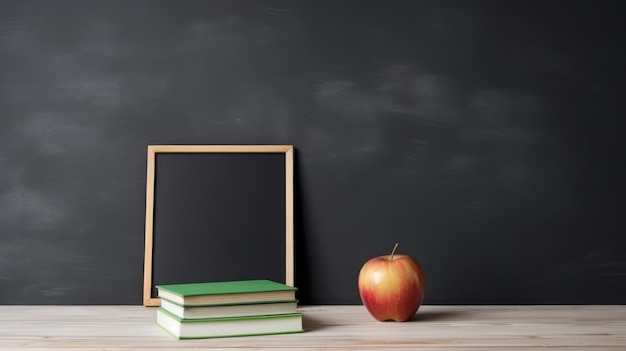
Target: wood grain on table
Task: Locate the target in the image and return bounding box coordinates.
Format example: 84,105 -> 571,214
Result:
0,305 -> 624,350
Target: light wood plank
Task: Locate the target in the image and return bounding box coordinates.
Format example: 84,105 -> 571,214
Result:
0,305 -> 624,350
284,146 -> 294,287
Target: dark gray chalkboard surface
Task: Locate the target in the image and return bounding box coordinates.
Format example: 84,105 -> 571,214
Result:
1,0 -> 624,305
143,145 -> 294,306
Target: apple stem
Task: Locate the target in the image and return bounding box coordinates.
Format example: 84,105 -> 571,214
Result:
390,243 -> 399,261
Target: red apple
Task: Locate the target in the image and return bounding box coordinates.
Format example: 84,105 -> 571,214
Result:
358,243 -> 425,322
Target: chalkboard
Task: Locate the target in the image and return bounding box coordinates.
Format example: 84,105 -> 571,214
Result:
142,145 -> 294,306
1,0 -> 625,306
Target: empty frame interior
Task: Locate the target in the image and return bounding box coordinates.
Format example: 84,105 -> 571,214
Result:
143,145 -> 294,306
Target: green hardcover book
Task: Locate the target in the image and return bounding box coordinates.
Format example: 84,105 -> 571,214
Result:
160,298 -> 299,319
155,279 -> 298,307
156,308 -> 304,339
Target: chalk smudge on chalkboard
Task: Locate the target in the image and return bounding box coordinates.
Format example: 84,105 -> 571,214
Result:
314,66 -> 459,130
459,127 -> 534,143
176,17 -> 240,52
392,145 -> 432,177
470,90 -> 547,125
0,186 -> 67,229
78,20 -> 134,59
21,283 -> 95,299
12,113 -> 102,155
445,155 -> 478,171
314,80 -> 383,155
375,65 -> 458,128
312,68 -> 461,169
315,80 -> 371,113
328,146 -> 381,161
0,20 -> 28,52
130,74 -> 172,100
470,90 -> 517,125
251,5 -> 293,17
0,244 -> 23,279
499,163 -> 530,185
57,77 -> 125,107
458,90 -> 547,146
1,239 -> 92,289
375,64 -> 416,90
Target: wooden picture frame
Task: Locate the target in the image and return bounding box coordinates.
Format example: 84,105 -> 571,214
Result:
143,145 -> 294,306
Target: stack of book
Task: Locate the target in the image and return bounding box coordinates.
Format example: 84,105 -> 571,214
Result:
155,279 -> 303,339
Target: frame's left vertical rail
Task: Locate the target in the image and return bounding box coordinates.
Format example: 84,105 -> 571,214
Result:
143,146 -> 159,306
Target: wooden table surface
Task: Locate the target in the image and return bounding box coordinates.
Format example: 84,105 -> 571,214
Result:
0,305 -> 624,350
